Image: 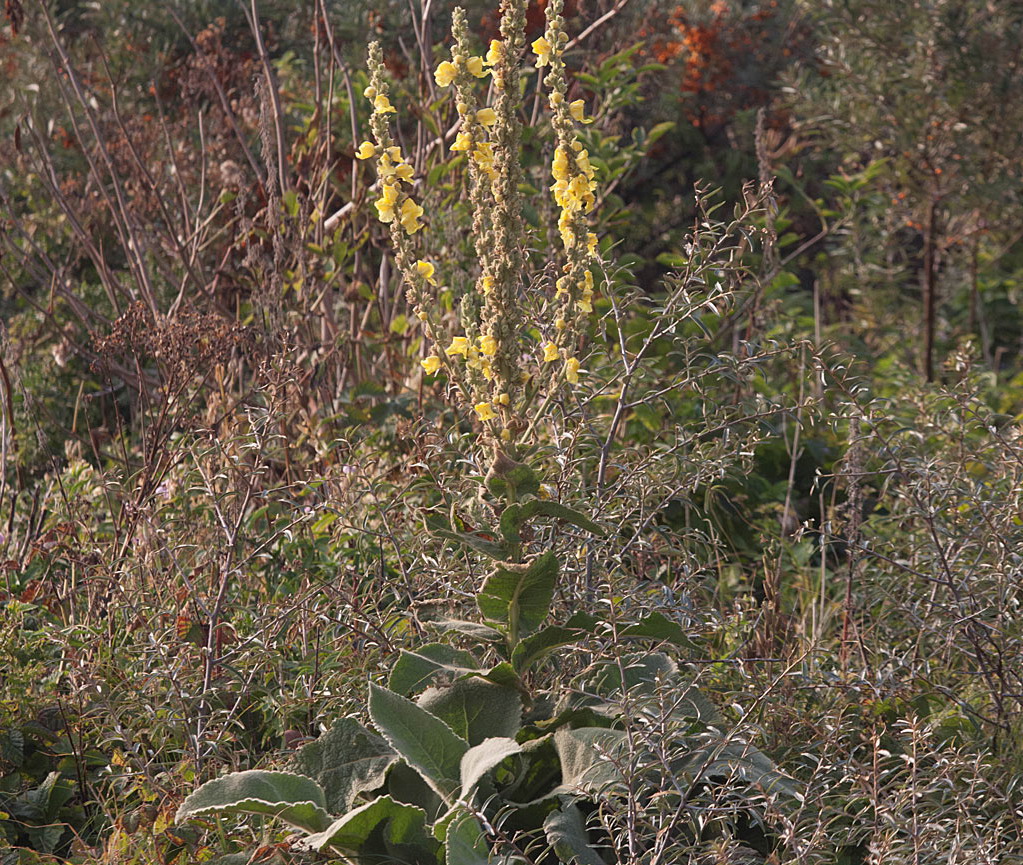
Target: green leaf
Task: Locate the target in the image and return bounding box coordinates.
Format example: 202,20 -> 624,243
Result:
644,121 -> 675,149
500,500 -> 604,543
477,550 -> 559,642
431,526 -> 508,560
459,737 -> 522,800
439,807 -> 489,865
675,740 -> 802,803
298,795 -> 439,861
368,683 -> 468,802
583,652 -> 678,699
417,678 -> 522,745
553,728 -> 628,796
511,612 -> 598,674
544,803 -> 606,865
175,770 -> 330,834
388,644 -> 480,696
617,612 -> 696,649
290,717 -> 397,814
427,618 -> 505,643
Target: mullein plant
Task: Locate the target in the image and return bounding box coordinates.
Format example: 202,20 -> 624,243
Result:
357,0 -> 600,471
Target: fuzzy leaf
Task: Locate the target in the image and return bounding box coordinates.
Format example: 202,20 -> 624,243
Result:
617,612 -> 695,649
544,803 -> 607,865
500,500 -> 604,543
175,770 -> 330,833
436,807 -> 489,865
477,551 -> 559,641
511,612 -> 598,673
298,795 -> 438,861
553,728 -> 628,796
388,644 -> 480,696
290,717 -> 397,814
427,618 -> 505,642
417,678 -> 522,745
368,683 -> 468,802
459,738 -> 522,800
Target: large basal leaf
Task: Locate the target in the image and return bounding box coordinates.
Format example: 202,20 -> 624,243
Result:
290,717 -> 397,814
175,770 -> 330,834
477,550 -> 559,641
441,807 -> 490,865
417,677 -> 522,745
553,728 -> 629,797
388,643 -> 481,696
544,802 -> 607,865
581,652 -> 679,700
369,683 -> 468,803
298,795 -> 439,862
459,737 -> 522,801
675,739 -> 803,803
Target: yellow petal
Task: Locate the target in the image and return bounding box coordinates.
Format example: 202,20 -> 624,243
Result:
415,260 -> 436,285
355,141 -> 376,160
543,342 -> 559,362
420,355 -> 442,375
474,402 -> 497,421
434,60 -> 457,88
475,107 -> 497,127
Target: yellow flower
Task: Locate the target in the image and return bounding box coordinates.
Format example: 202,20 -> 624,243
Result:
375,183 -> 399,223
481,358 -> 495,380
355,141 -> 376,160
543,342 -> 559,362
565,356 -> 581,383
578,291 -> 593,314
485,39 -> 503,66
421,355 -> 442,375
496,392 -> 510,406
373,94 -> 397,114
474,402 -> 497,422
552,146 -> 569,181
569,99 -> 587,122
451,131 -> 473,152
555,317 -> 566,330
363,85 -> 377,100
400,198 -> 424,234
466,56 -> 486,78
472,142 -> 496,178
394,162 -> 414,182
434,60 -> 457,88
480,275 -> 495,295
416,260 -> 437,285
447,336 -> 470,357
475,107 -> 497,127
479,334 -> 498,356
532,36 -> 552,67
587,233 -> 599,256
